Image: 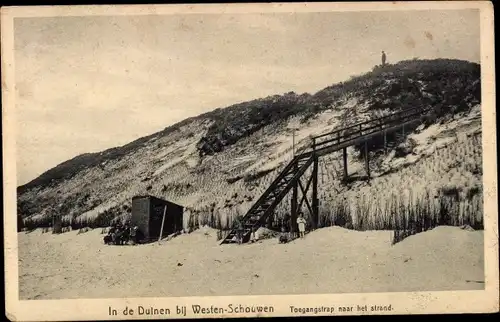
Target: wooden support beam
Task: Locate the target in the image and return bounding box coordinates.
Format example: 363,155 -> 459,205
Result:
296,174 -> 314,215
383,130 -> 387,154
267,210 -> 273,229
312,155 -> 319,229
298,179 -> 314,219
342,147 -> 348,180
364,141 -> 370,180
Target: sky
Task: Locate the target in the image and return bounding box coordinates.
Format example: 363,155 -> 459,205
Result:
13,9 -> 480,186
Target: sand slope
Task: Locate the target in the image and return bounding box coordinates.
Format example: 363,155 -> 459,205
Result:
18,226 -> 484,300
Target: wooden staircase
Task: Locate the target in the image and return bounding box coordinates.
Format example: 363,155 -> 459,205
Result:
220,153 -> 314,244
220,106 -> 433,245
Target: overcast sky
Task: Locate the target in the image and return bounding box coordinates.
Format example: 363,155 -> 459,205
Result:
14,9 -> 480,186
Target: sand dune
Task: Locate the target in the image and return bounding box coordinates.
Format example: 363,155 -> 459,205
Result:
18,225 -> 484,300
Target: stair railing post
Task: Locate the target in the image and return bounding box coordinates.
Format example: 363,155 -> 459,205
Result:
364,140 -> 370,181
267,210 -> 273,229
342,147 -> 348,181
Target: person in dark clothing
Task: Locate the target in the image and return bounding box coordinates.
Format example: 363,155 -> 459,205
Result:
109,223 -> 118,245
381,51 -> 387,66
234,215 -> 244,244
133,227 -> 145,244
279,226 -> 288,244
114,223 -> 124,245
103,234 -> 113,244
121,223 -> 130,245
105,223 -> 117,245
283,214 -> 291,235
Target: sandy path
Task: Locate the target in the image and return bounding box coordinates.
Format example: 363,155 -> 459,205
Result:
18,226 -> 484,300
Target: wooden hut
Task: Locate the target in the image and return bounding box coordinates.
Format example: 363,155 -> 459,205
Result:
131,195 -> 184,242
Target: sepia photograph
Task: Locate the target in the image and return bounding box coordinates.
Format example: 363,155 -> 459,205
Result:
2,1 -> 498,320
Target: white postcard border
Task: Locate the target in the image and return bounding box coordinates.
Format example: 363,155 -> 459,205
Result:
2,2 -> 498,321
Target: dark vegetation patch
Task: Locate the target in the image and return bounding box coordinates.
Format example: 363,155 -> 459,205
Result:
243,168 -> 276,183
196,92 -> 313,156
226,176 -> 243,184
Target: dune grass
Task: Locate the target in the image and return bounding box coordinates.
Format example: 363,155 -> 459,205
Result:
21,129 -> 483,247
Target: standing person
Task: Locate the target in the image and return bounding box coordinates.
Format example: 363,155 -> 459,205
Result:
250,226 -> 258,243
115,223 -> 124,245
381,51 -> 387,66
103,232 -> 113,245
109,223 -> 118,245
122,222 -> 130,245
129,226 -> 138,245
297,213 -> 307,238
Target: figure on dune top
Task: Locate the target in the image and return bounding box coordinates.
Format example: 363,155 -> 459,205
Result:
381,51 -> 387,66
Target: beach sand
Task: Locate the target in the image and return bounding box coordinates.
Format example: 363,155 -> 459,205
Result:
18,225 -> 484,300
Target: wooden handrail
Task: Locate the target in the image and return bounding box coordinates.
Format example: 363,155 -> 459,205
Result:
311,107 -> 427,142
311,107 -> 430,150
